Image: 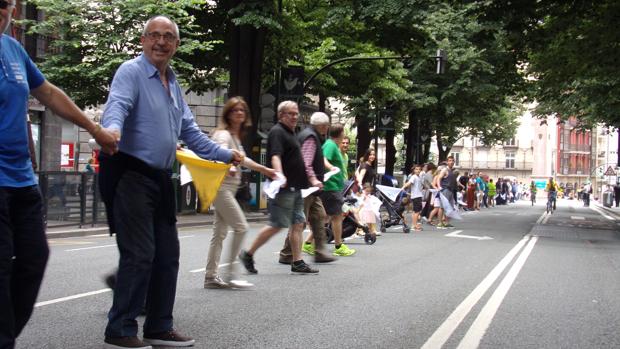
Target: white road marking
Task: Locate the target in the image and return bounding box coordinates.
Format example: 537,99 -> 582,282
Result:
590,206 -> 615,221
445,230 -> 493,241
190,262 -> 239,273
541,214 -> 551,225
571,216 -> 585,220
457,236 -> 538,349
35,288 -> 111,307
65,235 -> 195,252
66,244 -> 117,252
420,235 -> 531,349
535,211 -> 546,224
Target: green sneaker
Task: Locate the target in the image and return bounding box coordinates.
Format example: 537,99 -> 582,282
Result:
333,243 -> 356,256
302,242 -> 315,256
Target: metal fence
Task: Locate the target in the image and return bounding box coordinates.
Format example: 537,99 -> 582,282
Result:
37,171 -> 105,228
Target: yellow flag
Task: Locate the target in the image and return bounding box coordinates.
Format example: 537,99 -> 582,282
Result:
176,150 -> 231,213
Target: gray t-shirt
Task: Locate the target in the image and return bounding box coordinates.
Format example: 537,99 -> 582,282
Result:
407,174 -> 424,199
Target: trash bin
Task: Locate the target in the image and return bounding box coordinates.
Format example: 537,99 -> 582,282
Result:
603,191 -> 613,208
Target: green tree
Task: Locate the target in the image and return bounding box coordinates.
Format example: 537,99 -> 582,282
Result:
481,0 -> 620,128
26,0 -> 220,108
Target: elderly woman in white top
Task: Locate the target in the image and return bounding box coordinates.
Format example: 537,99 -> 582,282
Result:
204,97 -> 276,289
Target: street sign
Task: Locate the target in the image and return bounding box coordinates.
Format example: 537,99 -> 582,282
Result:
279,66 -> 304,101
604,166 -> 617,176
377,109 -> 395,131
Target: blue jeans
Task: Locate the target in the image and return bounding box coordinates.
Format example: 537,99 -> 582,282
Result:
0,186 -> 49,349
105,171 -> 180,338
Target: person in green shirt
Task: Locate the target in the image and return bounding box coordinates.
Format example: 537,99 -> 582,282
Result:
340,136 -> 351,180
487,178 -> 496,207
321,124 -> 356,256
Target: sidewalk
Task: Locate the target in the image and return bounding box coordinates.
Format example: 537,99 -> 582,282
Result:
46,210 -> 270,239
592,200 -> 620,218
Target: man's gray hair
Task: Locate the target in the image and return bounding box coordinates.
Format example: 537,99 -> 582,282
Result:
310,112 -> 330,125
277,100 -> 298,114
143,15 -> 180,39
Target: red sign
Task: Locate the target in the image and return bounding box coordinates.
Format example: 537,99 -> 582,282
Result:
61,143 -> 74,168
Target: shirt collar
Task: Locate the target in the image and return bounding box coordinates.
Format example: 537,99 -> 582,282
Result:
137,53 -> 177,83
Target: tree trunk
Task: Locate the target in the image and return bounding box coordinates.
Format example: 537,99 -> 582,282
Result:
319,93 -> 327,113
356,115 -> 371,165
227,4 -> 270,159
436,132 -> 452,162
385,129 -> 396,176
405,110 -> 415,173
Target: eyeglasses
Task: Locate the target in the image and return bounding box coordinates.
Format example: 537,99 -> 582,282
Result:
144,31 -> 177,43
0,0 -> 15,10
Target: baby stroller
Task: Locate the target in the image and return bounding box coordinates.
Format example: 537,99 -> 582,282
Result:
375,182 -> 411,234
325,181 -> 377,245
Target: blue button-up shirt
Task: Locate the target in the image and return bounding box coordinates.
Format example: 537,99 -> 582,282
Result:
102,54 -> 231,169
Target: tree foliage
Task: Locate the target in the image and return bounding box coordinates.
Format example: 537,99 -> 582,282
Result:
481,0 -> 620,128
26,0 -> 221,108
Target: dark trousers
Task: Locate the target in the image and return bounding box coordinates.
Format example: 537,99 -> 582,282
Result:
105,171 -> 180,338
0,186 -> 49,349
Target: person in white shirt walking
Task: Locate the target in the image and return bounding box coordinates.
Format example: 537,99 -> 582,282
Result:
402,164 -> 424,231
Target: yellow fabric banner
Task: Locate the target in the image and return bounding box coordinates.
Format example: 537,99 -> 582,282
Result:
176,150 -> 231,213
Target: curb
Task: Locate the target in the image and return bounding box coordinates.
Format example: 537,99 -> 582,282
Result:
592,202 -> 620,219
46,215 -> 269,240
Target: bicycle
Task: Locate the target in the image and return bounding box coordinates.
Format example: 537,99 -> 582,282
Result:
546,191 -> 556,214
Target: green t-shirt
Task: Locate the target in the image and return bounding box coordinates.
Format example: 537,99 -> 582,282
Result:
322,139 -> 345,192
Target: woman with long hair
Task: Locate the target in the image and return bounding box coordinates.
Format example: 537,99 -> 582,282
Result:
204,97 -> 276,289
355,148 -> 377,189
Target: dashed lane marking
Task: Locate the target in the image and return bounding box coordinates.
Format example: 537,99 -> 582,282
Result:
35,289 -> 112,308
65,235 -> 195,252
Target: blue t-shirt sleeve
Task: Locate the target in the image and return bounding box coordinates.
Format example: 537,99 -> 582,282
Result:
18,44 -> 45,90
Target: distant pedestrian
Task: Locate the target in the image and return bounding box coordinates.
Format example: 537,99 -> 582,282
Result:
402,164 -> 424,231
614,184 -> 620,208
0,4 -> 119,347
204,97 -> 276,289
239,101 -> 318,275
99,16 -> 242,349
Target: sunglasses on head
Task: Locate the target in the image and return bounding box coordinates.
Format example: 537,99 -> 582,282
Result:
0,0 -> 15,10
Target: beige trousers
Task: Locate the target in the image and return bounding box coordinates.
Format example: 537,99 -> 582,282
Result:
205,183 -> 249,279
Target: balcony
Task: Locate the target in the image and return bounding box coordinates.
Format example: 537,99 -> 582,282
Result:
564,144 -> 591,153
456,161 -> 533,171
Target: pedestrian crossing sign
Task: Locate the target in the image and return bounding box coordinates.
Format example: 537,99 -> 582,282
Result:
604,166 -> 616,176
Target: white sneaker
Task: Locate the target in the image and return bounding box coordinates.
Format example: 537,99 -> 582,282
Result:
228,279 -> 254,289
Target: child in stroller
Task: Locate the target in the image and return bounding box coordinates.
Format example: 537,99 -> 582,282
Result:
375,179 -> 411,234
323,180 -> 377,245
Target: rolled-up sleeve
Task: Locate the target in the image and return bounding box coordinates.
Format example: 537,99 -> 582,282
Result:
102,63 -> 137,131
179,103 -> 232,163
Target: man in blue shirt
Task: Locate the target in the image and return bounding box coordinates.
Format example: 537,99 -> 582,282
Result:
99,15 -> 242,349
1,2 -> 119,348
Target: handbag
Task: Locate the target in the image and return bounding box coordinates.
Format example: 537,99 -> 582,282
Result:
236,179 -> 252,203
230,134 -> 251,203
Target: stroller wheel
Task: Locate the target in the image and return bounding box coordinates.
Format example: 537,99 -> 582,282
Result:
380,226 -> 386,233
403,226 -> 411,234
364,233 -> 377,245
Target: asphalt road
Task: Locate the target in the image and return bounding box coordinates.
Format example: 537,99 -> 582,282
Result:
16,199 -> 620,349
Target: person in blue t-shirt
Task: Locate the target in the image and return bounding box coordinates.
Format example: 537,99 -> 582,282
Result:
0,3 -> 119,348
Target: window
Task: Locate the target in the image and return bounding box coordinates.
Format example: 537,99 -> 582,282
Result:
505,152 -> 515,169
505,137 -> 516,146
450,152 -> 460,166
